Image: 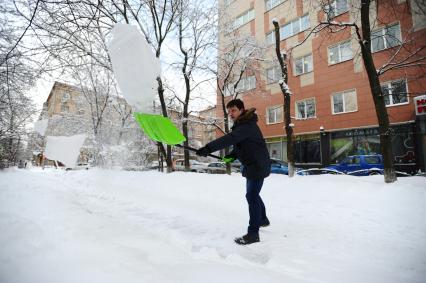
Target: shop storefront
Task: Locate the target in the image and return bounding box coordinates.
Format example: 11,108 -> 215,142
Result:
266,122 -> 418,173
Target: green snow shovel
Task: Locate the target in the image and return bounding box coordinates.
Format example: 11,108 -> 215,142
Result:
133,112 -> 221,159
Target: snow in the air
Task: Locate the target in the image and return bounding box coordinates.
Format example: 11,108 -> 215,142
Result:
33,119 -> 49,136
1,168 -> 425,283
108,24 -> 161,113
44,134 -> 87,168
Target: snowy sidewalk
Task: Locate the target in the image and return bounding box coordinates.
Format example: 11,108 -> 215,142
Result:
1,168 -> 425,283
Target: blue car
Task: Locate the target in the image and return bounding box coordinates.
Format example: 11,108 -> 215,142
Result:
270,158 -> 290,175
326,154 -> 384,176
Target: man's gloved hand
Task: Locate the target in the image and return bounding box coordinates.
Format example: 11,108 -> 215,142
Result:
196,146 -> 211,157
222,155 -> 236,163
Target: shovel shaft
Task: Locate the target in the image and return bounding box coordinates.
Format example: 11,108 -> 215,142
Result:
175,144 -> 221,160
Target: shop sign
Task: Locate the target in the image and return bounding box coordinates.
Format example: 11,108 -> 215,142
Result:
414,95 -> 426,116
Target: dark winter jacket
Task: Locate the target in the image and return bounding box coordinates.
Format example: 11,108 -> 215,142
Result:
206,108 -> 271,179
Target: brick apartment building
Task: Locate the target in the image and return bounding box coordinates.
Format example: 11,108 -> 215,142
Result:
217,0 -> 426,172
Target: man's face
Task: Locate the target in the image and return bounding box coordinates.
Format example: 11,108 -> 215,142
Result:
227,106 -> 244,122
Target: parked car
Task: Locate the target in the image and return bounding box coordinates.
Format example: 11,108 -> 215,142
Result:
326,154 -> 384,176
174,159 -> 208,173
206,162 -> 227,174
270,158 -> 289,175
297,168 -> 344,176
66,162 -> 91,171
269,158 -> 302,175
148,161 -> 168,170
206,162 -> 239,174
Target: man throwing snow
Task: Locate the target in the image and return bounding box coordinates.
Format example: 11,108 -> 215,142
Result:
196,99 -> 271,245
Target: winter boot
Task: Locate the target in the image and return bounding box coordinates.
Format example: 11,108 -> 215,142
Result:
234,233 -> 260,245
260,218 -> 270,227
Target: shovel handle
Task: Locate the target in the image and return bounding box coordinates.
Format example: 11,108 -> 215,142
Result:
175,144 -> 222,160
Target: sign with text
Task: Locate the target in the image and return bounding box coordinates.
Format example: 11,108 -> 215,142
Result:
414,95 -> 426,116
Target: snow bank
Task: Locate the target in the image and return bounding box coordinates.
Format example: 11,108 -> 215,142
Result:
108,24 -> 161,113
44,134 -> 86,167
0,170 -> 425,283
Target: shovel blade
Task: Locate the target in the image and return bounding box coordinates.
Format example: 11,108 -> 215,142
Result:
133,112 -> 186,145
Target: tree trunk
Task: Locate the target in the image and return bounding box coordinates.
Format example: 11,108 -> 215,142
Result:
273,21 -> 295,177
156,76 -> 173,172
219,91 -> 232,175
182,121 -> 190,171
359,0 -> 396,183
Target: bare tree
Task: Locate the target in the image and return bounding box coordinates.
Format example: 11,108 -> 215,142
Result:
175,0 -> 217,170
265,0 -> 425,182
0,0 -> 39,165
313,0 -> 426,182
21,0 -> 183,172
272,20 -> 296,177
72,59 -> 116,166
214,7 -> 267,172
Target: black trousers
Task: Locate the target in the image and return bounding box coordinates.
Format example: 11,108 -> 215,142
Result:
245,178 -> 267,234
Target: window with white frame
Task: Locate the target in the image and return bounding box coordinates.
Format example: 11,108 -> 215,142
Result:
332,89 -> 357,114
266,66 -> 281,84
294,54 -> 313,75
224,0 -> 233,6
266,0 -> 284,11
61,104 -> 69,113
381,79 -> 408,106
328,40 -> 353,64
280,14 -> 310,40
234,9 -> 255,29
267,105 -> 283,124
371,23 -> 401,52
236,75 -> 256,92
266,31 -> 275,46
325,0 -> 349,19
296,98 -> 316,119
61,92 -> 70,102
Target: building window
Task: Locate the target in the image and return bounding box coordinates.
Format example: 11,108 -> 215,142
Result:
266,31 -> 275,46
294,54 -> 313,75
325,0 -> 349,19
296,98 -> 316,119
236,75 -> 256,92
266,0 -> 284,11
266,66 -> 281,84
224,0 -> 233,6
267,105 -> 283,124
234,9 -> 255,29
61,92 -> 70,102
267,142 -> 282,159
328,40 -> 352,64
332,89 -> 357,114
295,138 -> 321,164
280,14 -> 310,40
371,23 -> 401,53
61,104 -> 69,113
381,79 -> 408,106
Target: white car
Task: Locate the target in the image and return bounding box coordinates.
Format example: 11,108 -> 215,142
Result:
66,162 -> 91,171
174,159 -> 208,173
206,162 -> 239,174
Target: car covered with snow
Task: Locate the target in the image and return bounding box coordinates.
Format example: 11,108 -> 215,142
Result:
206,162 -> 239,174
174,159 -> 208,173
270,158 -> 302,175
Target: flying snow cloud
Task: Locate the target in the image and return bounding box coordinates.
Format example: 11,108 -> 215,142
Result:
34,119 -> 49,136
107,23 -> 161,113
44,134 -> 87,168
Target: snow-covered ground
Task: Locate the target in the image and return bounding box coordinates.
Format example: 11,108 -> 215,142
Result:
1,168 -> 425,283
